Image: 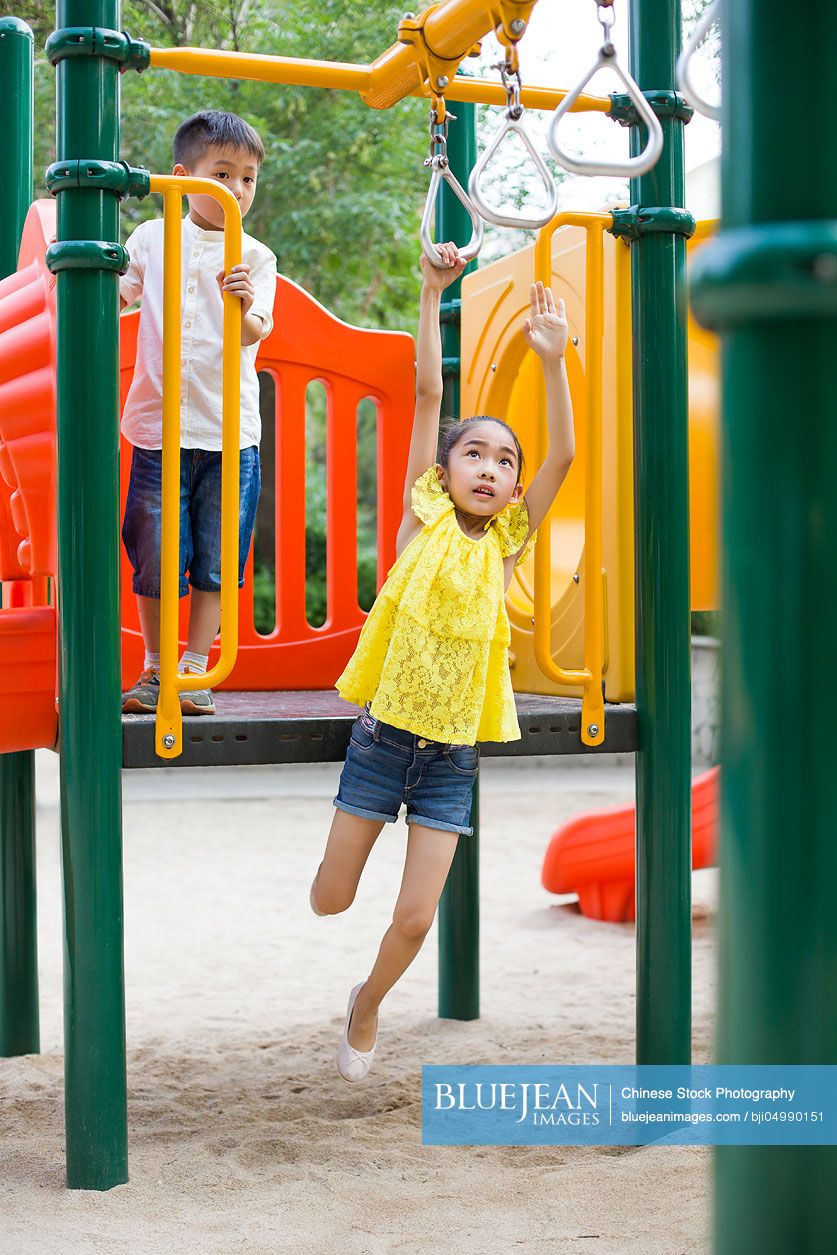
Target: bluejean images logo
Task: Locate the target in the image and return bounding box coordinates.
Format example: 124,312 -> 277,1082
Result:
433,1077 -> 602,1128
421,1065 -> 837,1146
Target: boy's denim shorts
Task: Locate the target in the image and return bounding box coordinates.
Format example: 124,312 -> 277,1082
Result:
333,706 -> 479,837
122,445 -> 260,598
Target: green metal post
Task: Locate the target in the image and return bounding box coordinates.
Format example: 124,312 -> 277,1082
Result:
53,0 -> 127,1188
689,2 -> 837,1249
0,17 -> 33,277
438,778 -> 479,1021
436,100 -> 479,1021
0,753 -> 39,1057
628,0 -> 692,1062
0,17 -> 39,1060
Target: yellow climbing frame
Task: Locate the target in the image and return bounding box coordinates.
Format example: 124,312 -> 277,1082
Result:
533,213 -> 616,747
149,175 -> 243,762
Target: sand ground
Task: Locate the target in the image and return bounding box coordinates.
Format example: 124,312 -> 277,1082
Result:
0,751 -> 717,1254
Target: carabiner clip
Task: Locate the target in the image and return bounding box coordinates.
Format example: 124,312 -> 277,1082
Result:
420,118 -> 483,268
548,5 -> 664,178
468,68 -> 558,230
676,0 -> 721,122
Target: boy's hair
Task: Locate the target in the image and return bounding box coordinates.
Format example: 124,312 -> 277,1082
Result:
173,110 -> 265,169
439,415 -> 526,486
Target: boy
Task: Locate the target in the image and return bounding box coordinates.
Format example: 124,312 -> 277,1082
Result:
120,110 -> 277,715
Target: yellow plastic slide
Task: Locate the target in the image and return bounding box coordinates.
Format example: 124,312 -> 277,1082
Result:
460,221 -> 718,703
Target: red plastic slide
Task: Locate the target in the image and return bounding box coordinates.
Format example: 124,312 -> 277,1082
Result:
541,767 -> 719,923
0,201 -> 57,752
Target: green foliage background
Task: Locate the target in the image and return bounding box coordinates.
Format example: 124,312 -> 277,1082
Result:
10,0 -> 426,630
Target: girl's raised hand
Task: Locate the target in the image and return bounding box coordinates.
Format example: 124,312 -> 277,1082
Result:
522,282 -> 569,362
420,241 -> 467,290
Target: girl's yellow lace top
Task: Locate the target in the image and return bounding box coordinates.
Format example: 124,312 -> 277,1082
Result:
335,467 -> 536,745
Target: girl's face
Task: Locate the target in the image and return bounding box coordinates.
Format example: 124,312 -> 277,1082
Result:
439,421 -> 523,518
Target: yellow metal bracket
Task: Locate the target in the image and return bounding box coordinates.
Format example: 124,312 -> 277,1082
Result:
487,1 -> 537,50
395,0 -> 536,118
397,6 -> 479,120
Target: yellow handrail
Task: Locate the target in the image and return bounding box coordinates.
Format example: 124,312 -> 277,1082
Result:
533,212 -> 610,747
148,175 -> 242,761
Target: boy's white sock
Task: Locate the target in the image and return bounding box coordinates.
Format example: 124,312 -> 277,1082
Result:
144,650 -> 161,672
179,650 -> 209,675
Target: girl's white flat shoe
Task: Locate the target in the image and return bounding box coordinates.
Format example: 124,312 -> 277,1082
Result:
336,982 -> 378,1082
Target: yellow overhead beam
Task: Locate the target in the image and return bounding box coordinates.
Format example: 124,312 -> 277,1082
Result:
147,47 -> 610,114
148,0 -> 611,113
449,78 -> 610,113
148,47 -> 371,92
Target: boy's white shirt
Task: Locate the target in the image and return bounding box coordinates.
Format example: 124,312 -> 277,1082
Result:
119,214 -> 277,450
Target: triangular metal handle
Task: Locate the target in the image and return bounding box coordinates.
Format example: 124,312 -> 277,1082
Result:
468,110 -> 559,230
547,49 -> 665,177
420,156 -> 484,268
677,0 -> 721,122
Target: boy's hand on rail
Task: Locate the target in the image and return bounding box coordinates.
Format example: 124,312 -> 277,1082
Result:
522,283 -> 568,362
420,242 -> 466,292
216,263 -> 255,318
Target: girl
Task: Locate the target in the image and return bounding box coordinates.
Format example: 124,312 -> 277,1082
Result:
310,242 -> 574,1082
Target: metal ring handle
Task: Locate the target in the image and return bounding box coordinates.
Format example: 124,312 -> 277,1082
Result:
547,48 -> 665,177
468,110 -> 558,230
420,156 -> 484,267
676,0 -> 721,122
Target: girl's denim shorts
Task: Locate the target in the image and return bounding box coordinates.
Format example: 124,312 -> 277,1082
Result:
333,706 -> 479,837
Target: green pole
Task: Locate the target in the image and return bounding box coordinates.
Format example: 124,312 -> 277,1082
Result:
689,2 -> 837,1249
436,99 -> 479,1021
0,16 -> 39,1060
0,752 -> 39,1057
628,0 -> 692,1062
52,0 -> 128,1188
0,17 -> 33,277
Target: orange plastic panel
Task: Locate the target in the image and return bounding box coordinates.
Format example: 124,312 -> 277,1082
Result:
0,201 -> 417,711
0,475 -> 27,580
541,766 -> 719,922
119,277 -> 415,689
18,199 -> 57,272
0,199 -> 57,579
0,605 -> 57,752
0,202 -> 59,752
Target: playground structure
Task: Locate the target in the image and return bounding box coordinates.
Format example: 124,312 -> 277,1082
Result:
0,2 -> 834,1249
0,197 -> 720,740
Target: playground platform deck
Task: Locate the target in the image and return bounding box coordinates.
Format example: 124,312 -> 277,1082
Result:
121,692 -> 637,768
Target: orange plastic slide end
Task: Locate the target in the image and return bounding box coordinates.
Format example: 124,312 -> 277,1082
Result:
541,767 -> 719,923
